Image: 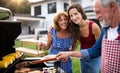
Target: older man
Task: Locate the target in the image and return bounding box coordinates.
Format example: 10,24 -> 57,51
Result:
56,0 -> 120,73
83,0 -> 120,72
82,0 -> 120,72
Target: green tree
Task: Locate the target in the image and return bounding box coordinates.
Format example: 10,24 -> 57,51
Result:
0,0 -> 30,13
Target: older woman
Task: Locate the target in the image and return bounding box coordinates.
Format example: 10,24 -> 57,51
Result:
39,11 -> 72,73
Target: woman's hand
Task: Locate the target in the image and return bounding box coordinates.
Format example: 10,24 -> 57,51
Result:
39,42 -> 46,49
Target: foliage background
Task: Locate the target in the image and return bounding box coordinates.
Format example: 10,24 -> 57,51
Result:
0,0 -> 30,13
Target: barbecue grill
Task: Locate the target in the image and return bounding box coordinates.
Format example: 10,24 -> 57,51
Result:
0,58 -> 66,73
0,21 -> 66,73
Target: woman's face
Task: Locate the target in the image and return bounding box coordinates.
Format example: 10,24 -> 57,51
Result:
69,8 -> 82,24
58,15 -> 68,30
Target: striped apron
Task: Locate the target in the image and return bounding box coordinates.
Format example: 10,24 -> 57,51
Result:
101,34 -> 120,73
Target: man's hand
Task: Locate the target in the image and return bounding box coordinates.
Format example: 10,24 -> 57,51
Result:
56,52 -> 70,62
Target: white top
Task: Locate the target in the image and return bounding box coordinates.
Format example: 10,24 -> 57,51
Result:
107,26 -> 118,40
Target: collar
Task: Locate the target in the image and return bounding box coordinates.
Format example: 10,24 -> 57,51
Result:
117,23 -> 120,34
104,23 -> 120,38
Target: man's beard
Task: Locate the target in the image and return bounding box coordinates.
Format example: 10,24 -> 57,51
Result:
99,19 -> 109,28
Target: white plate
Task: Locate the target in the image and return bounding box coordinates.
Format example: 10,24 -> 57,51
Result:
44,55 -> 57,62
43,54 -> 57,58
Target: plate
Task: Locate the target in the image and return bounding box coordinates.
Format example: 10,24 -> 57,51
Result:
43,54 -> 57,66
43,54 -> 57,62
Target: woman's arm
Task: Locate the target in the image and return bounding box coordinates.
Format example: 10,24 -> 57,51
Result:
39,32 -> 52,50
92,22 -> 101,40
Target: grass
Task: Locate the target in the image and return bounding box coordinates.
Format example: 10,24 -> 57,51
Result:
72,58 -> 81,73
14,39 -> 81,73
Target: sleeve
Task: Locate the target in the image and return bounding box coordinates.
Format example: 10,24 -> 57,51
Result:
80,28 -> 105,60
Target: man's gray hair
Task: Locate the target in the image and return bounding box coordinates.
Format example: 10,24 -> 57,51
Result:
94,0 -> 120,7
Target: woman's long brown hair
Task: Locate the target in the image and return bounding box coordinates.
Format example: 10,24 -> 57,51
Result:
67,4 -> 87,50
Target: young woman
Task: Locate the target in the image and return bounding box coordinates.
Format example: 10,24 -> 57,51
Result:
57,4 -> 101,73
39,11 -> 72,73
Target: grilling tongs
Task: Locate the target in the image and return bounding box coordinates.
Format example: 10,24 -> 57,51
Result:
15,57 -> 56,69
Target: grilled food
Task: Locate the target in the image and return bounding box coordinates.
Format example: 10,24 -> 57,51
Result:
0,51 -> 22,68
0,60 -> 9,68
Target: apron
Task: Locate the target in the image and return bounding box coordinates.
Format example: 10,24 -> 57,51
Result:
101,35 -> 120,73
